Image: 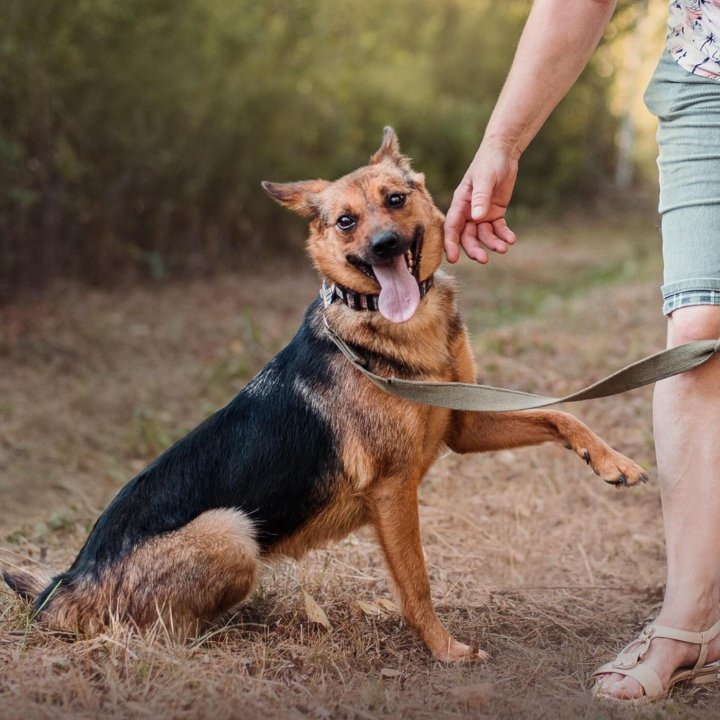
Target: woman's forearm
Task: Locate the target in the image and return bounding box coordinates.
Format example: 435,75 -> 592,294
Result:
443,0 -> 617,260
484,0 -> 617,158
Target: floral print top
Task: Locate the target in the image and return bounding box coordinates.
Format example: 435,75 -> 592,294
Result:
668,0 -> 720,79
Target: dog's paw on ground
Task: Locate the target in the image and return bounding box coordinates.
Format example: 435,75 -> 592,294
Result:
432,639 -> 489,663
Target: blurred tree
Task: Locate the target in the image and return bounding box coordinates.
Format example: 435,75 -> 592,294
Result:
0,0 -> 639,295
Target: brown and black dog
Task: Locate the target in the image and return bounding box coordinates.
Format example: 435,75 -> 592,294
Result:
4,128 -> 647,661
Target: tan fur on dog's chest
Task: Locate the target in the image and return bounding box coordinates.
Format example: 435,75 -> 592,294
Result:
269,290 -> 465,561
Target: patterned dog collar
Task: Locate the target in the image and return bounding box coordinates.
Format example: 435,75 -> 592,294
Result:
320,276 -> 434,312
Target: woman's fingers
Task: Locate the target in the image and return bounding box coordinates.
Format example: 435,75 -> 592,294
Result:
443,178 -> 473,264
477,222 -> 509,253
470,173 -> 496,221
492,218 -> 517,246
460,222 -> 489,264
443,144 -> 519,264
457,220 -> 517,264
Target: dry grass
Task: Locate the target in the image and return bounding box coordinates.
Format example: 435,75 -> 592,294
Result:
2,215 -> 719,718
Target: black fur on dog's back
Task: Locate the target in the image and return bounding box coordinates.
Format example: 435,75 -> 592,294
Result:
32,300 -> 341,615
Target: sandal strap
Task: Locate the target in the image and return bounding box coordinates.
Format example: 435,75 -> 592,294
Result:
651,615 -> 720,670
652,615 -> 720,644
592,660 -> 665,700
593,613 -> 720,697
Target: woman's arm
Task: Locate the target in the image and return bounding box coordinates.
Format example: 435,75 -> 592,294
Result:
444,0 -> 617,264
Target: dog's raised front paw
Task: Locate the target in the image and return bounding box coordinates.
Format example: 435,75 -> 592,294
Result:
576,446 -> 649,487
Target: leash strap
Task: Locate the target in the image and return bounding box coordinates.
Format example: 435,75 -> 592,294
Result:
323,319 -> 720,411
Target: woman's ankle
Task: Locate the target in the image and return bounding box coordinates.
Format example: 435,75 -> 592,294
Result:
657,591 -> 720,630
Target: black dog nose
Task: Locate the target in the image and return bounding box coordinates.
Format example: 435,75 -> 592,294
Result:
370,231 -> 401,258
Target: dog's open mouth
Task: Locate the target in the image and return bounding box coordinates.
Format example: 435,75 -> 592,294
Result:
349,227 -> 424,324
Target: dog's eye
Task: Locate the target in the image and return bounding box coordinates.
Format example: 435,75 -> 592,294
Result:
387,193 -> 406,209
336,215 -> 356,232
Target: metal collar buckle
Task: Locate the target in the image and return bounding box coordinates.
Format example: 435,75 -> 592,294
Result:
320,280 -> 336,309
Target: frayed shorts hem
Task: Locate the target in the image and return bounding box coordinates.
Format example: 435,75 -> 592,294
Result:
661,279 -> 720,316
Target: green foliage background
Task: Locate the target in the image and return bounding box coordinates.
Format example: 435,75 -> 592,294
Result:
1,0 -> 629,293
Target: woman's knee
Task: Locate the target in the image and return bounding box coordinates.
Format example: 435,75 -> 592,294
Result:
667,305 -> 720,348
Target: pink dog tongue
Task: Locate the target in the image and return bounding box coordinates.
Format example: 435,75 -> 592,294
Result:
372,255 -> 420,323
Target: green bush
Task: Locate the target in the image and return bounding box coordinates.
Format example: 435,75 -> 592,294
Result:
0,0 -> 621,294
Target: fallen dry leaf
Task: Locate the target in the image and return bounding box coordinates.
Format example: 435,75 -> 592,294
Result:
302,590 -> 332,631
376,598 -> 399,613
357,600 -> 385,617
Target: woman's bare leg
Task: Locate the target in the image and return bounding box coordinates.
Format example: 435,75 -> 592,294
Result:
598,305 -> 720,698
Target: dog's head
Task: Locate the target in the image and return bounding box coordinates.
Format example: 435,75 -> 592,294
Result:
263,127 -> 444,323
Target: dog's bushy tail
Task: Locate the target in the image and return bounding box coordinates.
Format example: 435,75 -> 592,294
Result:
3,568 -> 50,603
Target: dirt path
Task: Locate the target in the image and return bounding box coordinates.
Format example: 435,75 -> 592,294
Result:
2,218 -> 718,719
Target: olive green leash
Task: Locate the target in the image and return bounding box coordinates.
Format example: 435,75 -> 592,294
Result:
323,317 -> 720,412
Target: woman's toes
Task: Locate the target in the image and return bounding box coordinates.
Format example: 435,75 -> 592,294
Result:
610,680 -> 631,698
597,672 -> 622,690
609,677 -> 643,699
596,674 -> 611,690
595,673 -> 644,699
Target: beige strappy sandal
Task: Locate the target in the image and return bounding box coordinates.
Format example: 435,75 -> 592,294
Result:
592,615 -> 720,703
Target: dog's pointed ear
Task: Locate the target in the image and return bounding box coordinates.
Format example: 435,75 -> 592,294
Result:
370,126 -> 413,172
261,179 -> 330,217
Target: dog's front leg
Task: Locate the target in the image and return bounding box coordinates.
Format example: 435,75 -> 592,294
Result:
368,477 -> 487,662
446,409 -> 648,487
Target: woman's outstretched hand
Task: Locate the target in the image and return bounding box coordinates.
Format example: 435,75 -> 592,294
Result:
443,141 -> 519,264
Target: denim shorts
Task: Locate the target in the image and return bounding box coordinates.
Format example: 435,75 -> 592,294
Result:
643,51 -> 720,316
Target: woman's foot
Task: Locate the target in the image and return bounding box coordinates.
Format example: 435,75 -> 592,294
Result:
593,609 -> 720,701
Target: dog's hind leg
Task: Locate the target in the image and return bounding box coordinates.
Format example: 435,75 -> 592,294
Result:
117,508 -> 259,638
369,477 -> 488,663
19,508 -> 259,638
